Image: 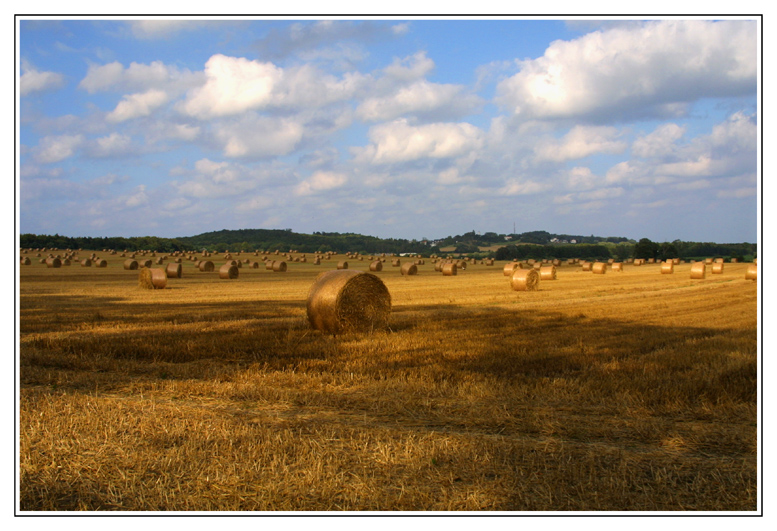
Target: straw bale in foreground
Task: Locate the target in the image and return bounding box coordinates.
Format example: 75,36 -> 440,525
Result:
139,267 -> 167,289
306,270 -> 391,334
219,264 -> 239,279
510,268 -> 539,291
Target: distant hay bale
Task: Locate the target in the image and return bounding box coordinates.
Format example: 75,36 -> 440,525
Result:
166,263 -> 182,278
611,262 -> 623,272
21,257 -> 31,265
503,263 -> 520,276
139,267 -> 167,289
272,261 -> 287,272
80,258 -> 92,267
219,263 -> 239,279
660,261 -> 674,274
198,260 -> 215,272
510,268 -> 539,291
592,262 -> 607,274
249,261 -> 259,269
442,263 -> 457,276
45,257 -> 61,268
391,259 -> 401,267
313,258 -> 321,265
532,262 -> 542,270
369,260 -> 383,272
581,262 -> 592,271
633,259 -> 643,266
400,263 -> 418,276
745,264 -> 757,281
138,259 -> 152,268
690,262 -> 706,279
337,261 -> 349,270
705,258 -> 713,265
456,260 -> 467,270
539,265 -> 557,280
95,259 -> 108,268
265,261 -> 275,270
711,262 -> 724,274
155,257 -> 164,265
306,270 -> 391,334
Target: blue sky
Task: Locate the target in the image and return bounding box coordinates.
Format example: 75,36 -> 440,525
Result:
17,16 -> 759,243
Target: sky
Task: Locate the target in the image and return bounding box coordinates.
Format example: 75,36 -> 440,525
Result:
17,16 -> 760,244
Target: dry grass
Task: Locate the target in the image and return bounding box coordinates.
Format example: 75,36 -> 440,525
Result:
18,254 -> 758,512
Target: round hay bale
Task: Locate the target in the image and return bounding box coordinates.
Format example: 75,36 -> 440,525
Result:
660,261 -> 674,274
705,258 -> 713,265
265,261 -> 275,270
198,260 -> 215,272
21,257 -> 31,265
690,262 -> 706,279
155,257 -> 164,265
711,262 -> 724,274
306,270 -> 391,334
539,265 -> 556,280
456,260 -> 467,270
249,261 -> 259,269
400,263 -> 418,276
745,264 -> 757,281
510,268 -> 539,291
611,262 -> 623,272
369,260 -> 383,272
392,259 -> 401,267
95,259 -> 108,268
80,258 -> 92,267
532,262 -> 542,270
139,267 -> 167,289
592,262 -> 607,274
45,257 -> 61,268
138,259 -> 152,268
313,258 -> 321,265
166,263 -> 182,278
219,263 -> 239,279
581,261 -> 592,271
503,263 -> 520,276
442,263 -> 457,276
337,261 -> 349,270
272,261 -> 287,272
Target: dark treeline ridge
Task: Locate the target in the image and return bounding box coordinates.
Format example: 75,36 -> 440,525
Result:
20,230 -> 756,261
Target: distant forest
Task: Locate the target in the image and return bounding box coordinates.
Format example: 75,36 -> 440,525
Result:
19,228 -> 757,262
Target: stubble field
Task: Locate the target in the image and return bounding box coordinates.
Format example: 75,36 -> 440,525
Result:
18,252 -> 759,512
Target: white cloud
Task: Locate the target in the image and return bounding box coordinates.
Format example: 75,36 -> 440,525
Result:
294,171 -> 348,196
566,166 -> 598,190
383,51 -> 435,82
356,80 -> 479,122
34,134 -> 84,164
20,62 -> 65,95
534,125 -> 627,162
496,20 -> 756,122
124,185 -> 149,207
107,89 -> 169,122
214,115 -> 304,158
79,60 -> 198,94
174,158 -> 289,199
499,179 -> 550,196
182,54 -> 282,119
354,119 -> 484,164
127,20 -> 207,39
632,123 -> 686,159
92,133 -> 132,157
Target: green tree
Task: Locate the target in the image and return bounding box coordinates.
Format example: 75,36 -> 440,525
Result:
633,238 -> 659,260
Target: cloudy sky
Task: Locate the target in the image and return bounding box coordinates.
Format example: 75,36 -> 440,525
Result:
17,17 -> 759,243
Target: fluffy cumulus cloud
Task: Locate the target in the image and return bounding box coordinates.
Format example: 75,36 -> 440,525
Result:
294,171 -> 348,196
107,89 -> 169,122
214,115 -> 304,158
534,125 -> 627,162
79,60 -> 199,94
354,119 -> 485,164
497,20 -> 756,122
33,134 -> 84,164
20,61 -> 65,95
356,80 -> 479,122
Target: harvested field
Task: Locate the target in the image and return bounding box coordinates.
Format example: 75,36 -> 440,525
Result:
17,255 -> 758,512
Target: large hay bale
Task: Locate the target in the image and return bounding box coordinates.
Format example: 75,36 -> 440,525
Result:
272,261 -> 287,272
711,262 -> 724,274
166,263 -> 182,278
139,267 -> 167,289
539,265 -> 557,280
442,263 -> 457,276
690,262 -> 706,279
198,260 -> 215,272
369,260 -> 383,272
592,262 -> 607,274
219,263 -> 239,279
510,268 -> 539,291
400,263 -> 417,276
745,264 -> 757,281
660,261 -> 674,274
45,257 -> 61,268
306,270 -> 391,334
503,263 -> 520,276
